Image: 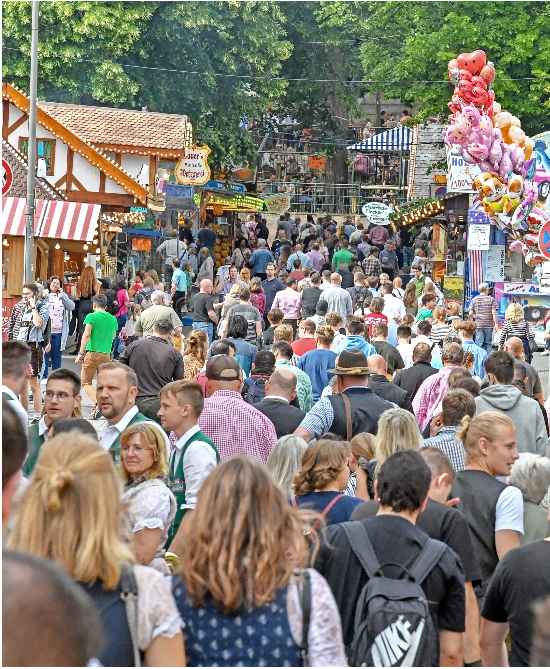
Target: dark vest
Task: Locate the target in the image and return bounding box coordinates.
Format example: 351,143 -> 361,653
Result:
451,470 -> 507,597
327,386 -> 393,438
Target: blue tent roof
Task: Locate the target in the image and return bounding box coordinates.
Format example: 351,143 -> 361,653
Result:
348,126 -> 412,151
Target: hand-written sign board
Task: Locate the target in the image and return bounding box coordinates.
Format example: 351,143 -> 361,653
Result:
263,192 -> 291,214
175,146 -> 212,186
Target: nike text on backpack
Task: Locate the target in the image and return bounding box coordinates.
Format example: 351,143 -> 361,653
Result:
341,521 -> 446,667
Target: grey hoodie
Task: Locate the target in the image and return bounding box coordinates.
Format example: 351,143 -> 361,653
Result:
475,385 -> 548,457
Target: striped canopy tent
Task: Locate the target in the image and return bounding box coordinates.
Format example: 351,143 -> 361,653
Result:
2,197 -> 100,242
348,126 -> 412,151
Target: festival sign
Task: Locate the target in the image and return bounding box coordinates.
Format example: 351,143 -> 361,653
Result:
361,202 -> 392,226
175,146 -> 212,186
445,147 -> 482,194
2,159 -> 13,195
263,192 -> 291,214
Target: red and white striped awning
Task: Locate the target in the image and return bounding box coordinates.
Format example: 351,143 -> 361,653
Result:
2,197 -> 100,242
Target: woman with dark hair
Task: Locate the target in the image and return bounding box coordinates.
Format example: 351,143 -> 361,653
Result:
403,281 -> 418,317
249,277 -> 266,317
42,274 -> 75,378
230,238 -> 250,270
207,314 -> 257,375
173,456 -> 346,666
112,275 -> 131,359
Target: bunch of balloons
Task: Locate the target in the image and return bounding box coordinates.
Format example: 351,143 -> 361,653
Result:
444,49 -> 547,265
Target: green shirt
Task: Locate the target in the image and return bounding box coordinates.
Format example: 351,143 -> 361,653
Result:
332,248 -> 354,269
274,359 -> 313,412
416,307 -> 433,321
412,275 -> 427,297
83,310 -> 118,353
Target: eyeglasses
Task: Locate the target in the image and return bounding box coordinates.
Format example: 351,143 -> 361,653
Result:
121,445 -> 151,454
44,391 -> 74,402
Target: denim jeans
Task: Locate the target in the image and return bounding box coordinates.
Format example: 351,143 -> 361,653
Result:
403,246 -> 414,268
193,321 -> 214,344
42,332 -> 62,379
474,327 -> 494,356
112,313 -> 128,358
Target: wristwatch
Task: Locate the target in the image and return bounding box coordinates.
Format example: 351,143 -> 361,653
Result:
78,351 -> 86,357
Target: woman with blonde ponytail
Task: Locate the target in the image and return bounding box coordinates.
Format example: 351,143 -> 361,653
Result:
451,412 -> 523,606
8,432 -> 185,667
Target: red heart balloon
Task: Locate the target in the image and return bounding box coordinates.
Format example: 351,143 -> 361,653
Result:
457,50 -> 487,75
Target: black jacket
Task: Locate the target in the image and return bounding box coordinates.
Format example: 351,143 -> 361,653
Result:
392,361 -> 438,401
255,398 -> 306,438
368,374 -> 412,411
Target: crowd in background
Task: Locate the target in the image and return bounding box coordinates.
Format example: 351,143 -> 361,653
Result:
2,209 -> 550,667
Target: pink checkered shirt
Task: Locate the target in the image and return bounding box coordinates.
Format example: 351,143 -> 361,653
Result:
412,365 -> 460,432
198,390 -> 277,463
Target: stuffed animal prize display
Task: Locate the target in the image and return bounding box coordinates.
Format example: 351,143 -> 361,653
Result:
444,49 -> 548,265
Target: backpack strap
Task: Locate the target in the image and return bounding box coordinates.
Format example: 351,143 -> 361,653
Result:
291,496 -> 299,509
119,564 -> 141,668
312,493 -> 346,529
340,392 -> 353,441
341,521 -> 381,580
410,538 -> 447,586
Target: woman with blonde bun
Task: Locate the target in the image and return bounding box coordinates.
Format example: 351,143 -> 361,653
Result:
8,432 -> 185,667
498,302 -> 535,362
451,412 -> 522,605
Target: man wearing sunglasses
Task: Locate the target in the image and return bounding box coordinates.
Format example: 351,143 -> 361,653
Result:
24,369 -> 82,476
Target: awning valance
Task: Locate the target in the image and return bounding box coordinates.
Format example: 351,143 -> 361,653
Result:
348,126 -> 412,151
2,197 -> 100,241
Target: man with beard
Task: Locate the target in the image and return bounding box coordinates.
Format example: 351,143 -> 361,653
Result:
97,362 -> 170,462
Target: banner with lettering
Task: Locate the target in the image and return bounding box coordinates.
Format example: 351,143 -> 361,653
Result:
263,192 -> 291,214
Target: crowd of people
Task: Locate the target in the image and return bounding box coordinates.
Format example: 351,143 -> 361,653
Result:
2,210 -> 550,667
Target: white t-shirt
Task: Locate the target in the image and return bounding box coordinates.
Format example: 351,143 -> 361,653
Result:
396,343 -> 415,369
495,485 -> 524,534
382,294 -> 405,319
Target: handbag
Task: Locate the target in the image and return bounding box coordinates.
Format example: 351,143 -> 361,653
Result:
293,568 -> 311,667
529,338 -> 538,353
120,565 -> 141,667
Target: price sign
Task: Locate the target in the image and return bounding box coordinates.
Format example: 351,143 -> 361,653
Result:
485,245 -> 505,282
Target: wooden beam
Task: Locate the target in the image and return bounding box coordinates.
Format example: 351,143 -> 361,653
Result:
65,191 -> 136,206
54,174 -> 67,188
149,155 -> 156,194
71,174 -> 88,192
94,143 -> 185,159
2,84 -> 148,204
66,147 -> 73,191
2,100 -> 10,139
5,111 -> 28,139
99,171 -> 106,193
115,153 -> 121,167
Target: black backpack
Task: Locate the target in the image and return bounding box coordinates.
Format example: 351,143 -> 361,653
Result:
105,289 -> 119,315
350,287 -> 371,315
243,376 -> 267,404
342,521 -> 446,668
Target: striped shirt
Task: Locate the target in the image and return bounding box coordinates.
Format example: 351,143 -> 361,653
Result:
498,319 -> 535,347
430,322 -> 452,345
469,295 -> 497,329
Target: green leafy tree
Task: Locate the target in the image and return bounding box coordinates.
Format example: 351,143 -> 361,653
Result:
2,1 -> 154,104
318,1 -> 550,135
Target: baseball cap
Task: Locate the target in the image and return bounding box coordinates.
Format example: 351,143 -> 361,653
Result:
204,355 -> 242,381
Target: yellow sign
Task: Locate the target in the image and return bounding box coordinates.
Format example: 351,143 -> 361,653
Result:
175,146 -> 211,186
443,276 -> 464,300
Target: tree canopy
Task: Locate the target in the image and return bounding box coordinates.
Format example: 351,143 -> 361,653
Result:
3,1 -> 549,171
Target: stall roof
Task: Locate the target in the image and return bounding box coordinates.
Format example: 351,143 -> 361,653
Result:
2,196 -> 100,241
348,126 -> 412,151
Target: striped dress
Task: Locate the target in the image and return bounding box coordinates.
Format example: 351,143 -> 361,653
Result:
431,322 -> 452,345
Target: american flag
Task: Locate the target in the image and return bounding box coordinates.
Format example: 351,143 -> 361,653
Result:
469,250 -> 485,290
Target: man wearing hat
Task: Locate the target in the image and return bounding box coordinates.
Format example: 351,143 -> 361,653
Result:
198,355 -> 277,463
294,350 -> 394,442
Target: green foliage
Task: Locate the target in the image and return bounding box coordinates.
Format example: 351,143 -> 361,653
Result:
2,1 -> 154,104
318,1 -> 550,135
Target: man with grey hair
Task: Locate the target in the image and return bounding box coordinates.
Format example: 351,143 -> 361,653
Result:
468,282 -> 498,355
255,368 -> 306,438
322,272 -> 353,321
134,290 -> 183,338
248,238 -> 274,281
287,243 -> 313,271
508,453 -> 550,544
120,318 -> 184,423
413,342 -> 464,433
